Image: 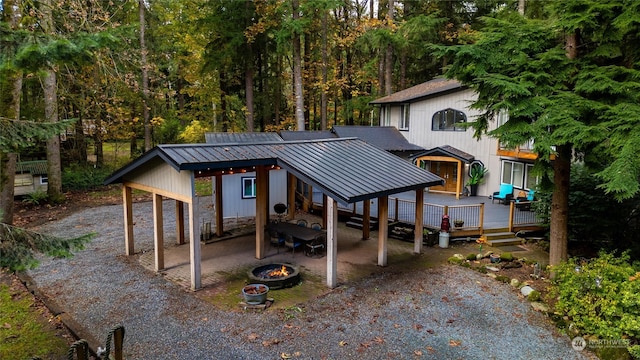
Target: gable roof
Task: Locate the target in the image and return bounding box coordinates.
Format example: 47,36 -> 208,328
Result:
204,132 -> 283,144
331,126 -> 424,152
369,78 -> 464,105
105,138 -> 443,204
412,145 -> 475,163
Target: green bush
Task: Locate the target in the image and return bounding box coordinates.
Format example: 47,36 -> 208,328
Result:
500,252 -> 514,262
62,164 -> 113,191
552,251 -> 640,357
21,190 -> 48,205
467,253 -> 478,261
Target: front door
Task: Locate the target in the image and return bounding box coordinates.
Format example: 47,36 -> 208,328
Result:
430,162 -> 458,193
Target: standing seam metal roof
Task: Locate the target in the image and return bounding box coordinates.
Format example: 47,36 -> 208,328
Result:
104,138 -> 444,204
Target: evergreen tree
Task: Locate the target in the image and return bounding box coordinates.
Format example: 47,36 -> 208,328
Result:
434,1 -> 640,267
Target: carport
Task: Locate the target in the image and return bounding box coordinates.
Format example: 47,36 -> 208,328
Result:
104,137 -> 443,291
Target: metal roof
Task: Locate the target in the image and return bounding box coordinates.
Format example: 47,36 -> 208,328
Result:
411,145 -> 475,163
279,130 -> 336,141
331,126 -> 424,152
16,160 -> 48,175
105,138 -> 443,204
369,78 -> 464,105
204,132 -> 283,144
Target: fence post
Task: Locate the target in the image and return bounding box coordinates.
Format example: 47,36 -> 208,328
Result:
443,205 -> 449,216
508,202 -> 515,232
479,203 -> 484,232
394,198 -> 399,222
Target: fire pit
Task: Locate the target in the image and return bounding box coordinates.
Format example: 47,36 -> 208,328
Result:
248,263 -> 300,290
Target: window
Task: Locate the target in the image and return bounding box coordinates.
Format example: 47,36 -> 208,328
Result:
40,176 -> 48,185
399,104 -> 410,130
242,177 -> 256,199
525,164 -> 539,189
381,105 -> 391,126
501,160 -> 524,188
432,108 -> 467,131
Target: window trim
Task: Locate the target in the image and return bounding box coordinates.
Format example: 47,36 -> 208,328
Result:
241,177 -> 256,199
432,108 -> 467,131
40,175 -> 48,185
501,160 -> 539,190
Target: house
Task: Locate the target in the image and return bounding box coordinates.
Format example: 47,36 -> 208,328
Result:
14,160 -> 48,196
370,78 -> 538,199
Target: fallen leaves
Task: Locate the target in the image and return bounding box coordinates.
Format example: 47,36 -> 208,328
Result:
449,339 -> 462,347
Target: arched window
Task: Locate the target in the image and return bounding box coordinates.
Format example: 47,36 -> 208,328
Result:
432,108 -> 467,131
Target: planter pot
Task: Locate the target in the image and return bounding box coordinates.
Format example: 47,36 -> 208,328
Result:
454,221 -> 464,228
470,184 -> 479,196
242,284 -> 269,305
490,254 -> 501,263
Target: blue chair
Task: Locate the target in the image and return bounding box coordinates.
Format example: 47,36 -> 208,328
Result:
515,190 -> 535,211
284,234 -> 302,256
492,183 -> 514,204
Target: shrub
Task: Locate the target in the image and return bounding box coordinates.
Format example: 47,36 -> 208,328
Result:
62,164 -> 113,191
552,251 -> 640,357
21,190 -> 48,205
527,290 -> 540,302
500,252 -> 514,262
447,257 -> 463,265
466,253 -> 478,261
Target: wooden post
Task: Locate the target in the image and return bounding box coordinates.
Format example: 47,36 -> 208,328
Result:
414,188 -> 424,254
456,160 -> 463,200
122,185 -> 134,255
255,166 -> 268,259
214,174 -> 224,237
508,201 -> 515,232
153,193 -> 164,271
326,197 -> 338,288
377,196 -> 388,266
175,200 -> 185,245
188,188 -> 201,290
287,173 -> 296,221
479,203 -> 485,233
362,200 -> 371,240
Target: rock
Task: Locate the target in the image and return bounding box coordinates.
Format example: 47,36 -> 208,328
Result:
482,251 -> 493,258
510,278 -> 520,287
530,302 -> 549,313
486,273 -> 497,279
503,262 -> 522,269
453,254 -> 465,260
476,254 -> 483,260
520,285 -> 534,297
485,266 -> 500,272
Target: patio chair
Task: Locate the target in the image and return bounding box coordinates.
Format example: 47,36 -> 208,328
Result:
515,190 -> 535,211
296,219 -> 308,227
492,183 -> 514,204
310,222 -> 322,231
305,235 -> 326,258
269,229 -> 285,253
284,234 -> 303,256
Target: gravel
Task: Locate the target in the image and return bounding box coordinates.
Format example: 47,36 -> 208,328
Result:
25,202 -> 591,360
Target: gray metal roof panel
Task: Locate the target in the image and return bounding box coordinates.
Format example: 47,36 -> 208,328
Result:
412,145 -> 475,163
279,130 -> 336,141
204,132 -> 283,144
105,138 -> 444,204
331,125 -> 424,152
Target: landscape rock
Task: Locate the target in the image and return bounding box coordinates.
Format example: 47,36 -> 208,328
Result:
510,278 -> 520,287
520,285 -> 535,297
531,302 -> 549,313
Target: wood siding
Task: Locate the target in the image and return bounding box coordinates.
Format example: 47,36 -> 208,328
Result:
127,158 -> 193,200
217,170 -> 287,218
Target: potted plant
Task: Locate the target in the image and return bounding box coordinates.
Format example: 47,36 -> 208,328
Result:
467,164 -> 488,196
454,219 -> 464,228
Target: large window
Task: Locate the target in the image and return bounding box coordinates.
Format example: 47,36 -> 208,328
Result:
432,108 -> 466,131
501,160 -> 538,190
242,177 -> 256,199
399,104 -> 410,130
381,105 -> 391,126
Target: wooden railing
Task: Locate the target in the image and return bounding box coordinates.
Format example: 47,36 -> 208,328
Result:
311,195 -> 543,235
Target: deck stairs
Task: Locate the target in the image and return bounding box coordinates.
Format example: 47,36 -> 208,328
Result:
345,216 -> 378,231
483,227 -> 523,247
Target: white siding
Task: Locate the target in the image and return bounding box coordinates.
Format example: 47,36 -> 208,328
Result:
127,158 -> 193,199
393,89 -> 502,196
218,169 -> 287,218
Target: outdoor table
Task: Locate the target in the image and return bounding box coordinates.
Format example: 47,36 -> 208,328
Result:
271,222 -> 325,243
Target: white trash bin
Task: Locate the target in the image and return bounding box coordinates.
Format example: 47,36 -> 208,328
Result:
439,231 -> 450,248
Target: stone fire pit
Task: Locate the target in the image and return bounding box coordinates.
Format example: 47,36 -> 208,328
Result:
247,263 -> 300,290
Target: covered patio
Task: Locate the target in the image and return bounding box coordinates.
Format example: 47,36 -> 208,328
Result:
104,138 -> 443,291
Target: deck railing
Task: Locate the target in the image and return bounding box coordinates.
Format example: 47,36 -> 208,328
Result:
310,195 -> 543,235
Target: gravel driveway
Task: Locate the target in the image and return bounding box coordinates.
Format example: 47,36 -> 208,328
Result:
24,202 -> 590,360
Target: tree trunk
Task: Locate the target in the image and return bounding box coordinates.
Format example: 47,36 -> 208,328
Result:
384,0 -> 394,96
549,144 -> 571,267
41,0 -> 62,200
139,0 -> 152,151
320,10 -> 328,130
245,57 -> 255,132
292,0 -> 305,131
0,0 -> 23,224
